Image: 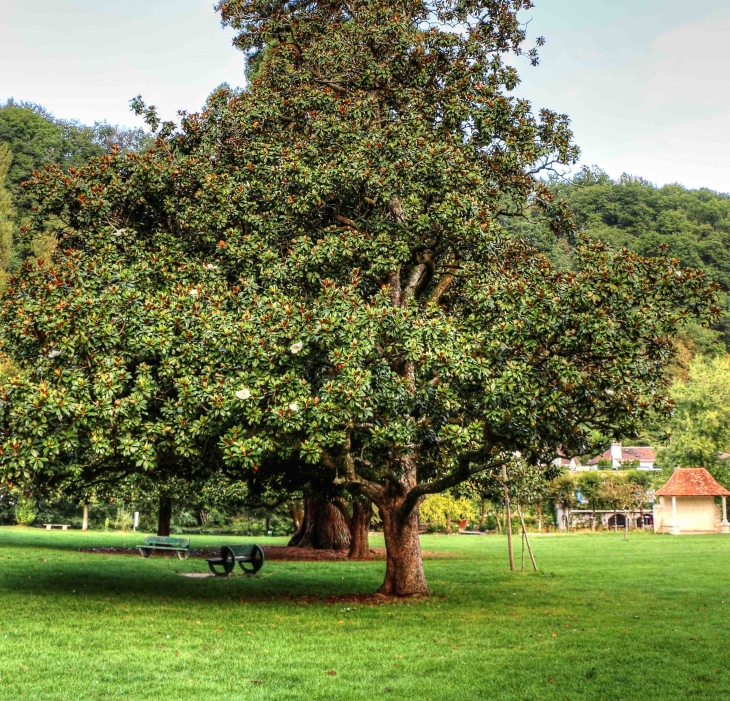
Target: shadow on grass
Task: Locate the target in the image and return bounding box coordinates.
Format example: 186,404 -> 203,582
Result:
0,527 -> 534,607
0,547 -> 413,605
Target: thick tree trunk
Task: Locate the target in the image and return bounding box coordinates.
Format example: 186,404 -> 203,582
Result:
287,495 -> 350,550
446,512 -> 452,534
378,499 -> 429,597
348,501 -> 373,560
157,495 -> 172,537
479,498 -> 486,528
81,503 -> 89,532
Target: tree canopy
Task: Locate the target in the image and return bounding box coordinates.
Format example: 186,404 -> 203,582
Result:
0,0 -> 718,595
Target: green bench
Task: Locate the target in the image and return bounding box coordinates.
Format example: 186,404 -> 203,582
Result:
137,536 -> 190,560
206,544 -> 264,577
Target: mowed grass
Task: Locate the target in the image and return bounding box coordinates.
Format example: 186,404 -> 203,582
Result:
1,528 -> 730,700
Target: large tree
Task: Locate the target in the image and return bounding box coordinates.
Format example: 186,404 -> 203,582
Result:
0,0 -> 716,596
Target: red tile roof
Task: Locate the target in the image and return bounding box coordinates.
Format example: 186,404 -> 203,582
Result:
655,468 -> 730,497
587,446 -> 657,465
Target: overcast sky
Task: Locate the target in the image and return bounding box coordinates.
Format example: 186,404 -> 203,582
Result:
1,0 -> 729,192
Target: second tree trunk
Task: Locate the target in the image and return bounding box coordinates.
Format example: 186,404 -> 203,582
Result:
287,495 -> 350,550
348,501 -> 373,560
157,495 -> 172,537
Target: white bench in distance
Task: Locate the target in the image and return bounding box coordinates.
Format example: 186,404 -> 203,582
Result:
44,524 -> 70,531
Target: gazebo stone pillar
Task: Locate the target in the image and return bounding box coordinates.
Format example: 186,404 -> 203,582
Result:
670,496 -> 680,535
721,496 -> 730,534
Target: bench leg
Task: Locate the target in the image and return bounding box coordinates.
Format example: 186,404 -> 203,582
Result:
177,550 -> 189,561
207,561 -> 230,577
46,525 -> 51,530
139,548 -> 152,558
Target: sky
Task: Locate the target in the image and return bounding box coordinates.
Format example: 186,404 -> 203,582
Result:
1,0 -> 729,192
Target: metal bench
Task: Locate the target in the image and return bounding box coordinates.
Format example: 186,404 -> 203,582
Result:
136,536 -> 190,560
44,524 -> 70,530
206,544 -> 264,577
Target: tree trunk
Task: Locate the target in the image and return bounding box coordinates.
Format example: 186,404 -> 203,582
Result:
503,464 -> 515,571
495,506 -> 502,534
378,498 -> 429,597
348,501 -> 373,560
479,498 -> 486,528
591,506 -> 596,531
157,495 -> 172,537
287,495 -> 350,550
537,502 -> 543,532
446,511 -> 452,534
81,503 -> 89,532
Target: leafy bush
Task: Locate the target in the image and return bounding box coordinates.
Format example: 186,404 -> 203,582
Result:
14,498 -> 37,526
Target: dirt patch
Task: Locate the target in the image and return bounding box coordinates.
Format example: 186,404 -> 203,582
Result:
78,545 -> 452,561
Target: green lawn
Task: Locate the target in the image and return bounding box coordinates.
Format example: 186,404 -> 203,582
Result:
1,527 -> 728,700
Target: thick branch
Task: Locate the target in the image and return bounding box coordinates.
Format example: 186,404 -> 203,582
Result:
399,454 -> 495,518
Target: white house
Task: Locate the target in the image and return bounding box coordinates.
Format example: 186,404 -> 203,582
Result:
587,443 -> 658,471
551,453 -> 582,471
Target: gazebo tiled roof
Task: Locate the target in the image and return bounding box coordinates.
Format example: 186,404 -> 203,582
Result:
655,468 -> 730,497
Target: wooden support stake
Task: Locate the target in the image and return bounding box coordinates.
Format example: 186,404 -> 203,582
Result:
517,504 -> 538,572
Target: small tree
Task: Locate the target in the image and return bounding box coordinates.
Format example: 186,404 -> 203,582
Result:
598,477 -> 634,539
625,470 -> 652,529
578,472 -> 605,530
550,474 -> 577,530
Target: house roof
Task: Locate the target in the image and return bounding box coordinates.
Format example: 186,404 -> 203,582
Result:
587,446 -> 657,465
554,456 -> 581,467
554,450 -> 581,467
655,468 -> 730,497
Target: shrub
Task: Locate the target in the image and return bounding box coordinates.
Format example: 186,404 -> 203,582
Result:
14,498 -> 37,526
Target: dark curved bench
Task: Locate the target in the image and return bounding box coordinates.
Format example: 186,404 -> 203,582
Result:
206,544 -> 264,577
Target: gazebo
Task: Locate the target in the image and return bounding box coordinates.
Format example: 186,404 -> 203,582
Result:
653,468 -> 730,535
